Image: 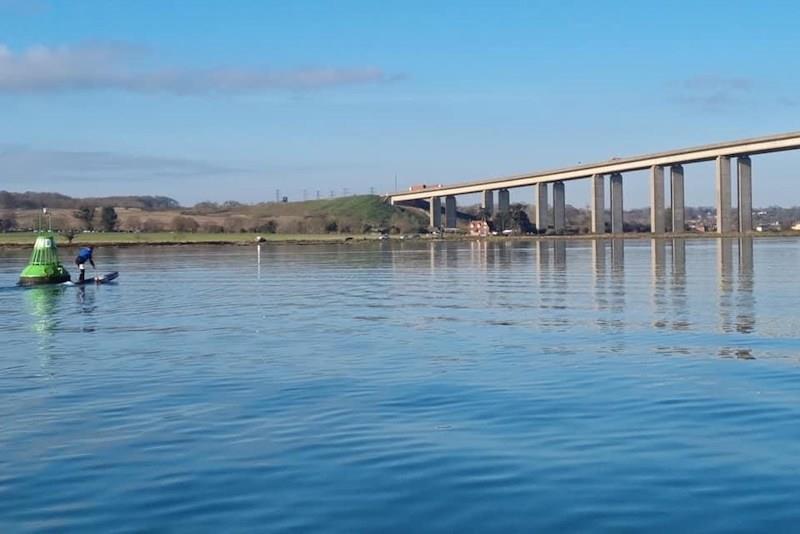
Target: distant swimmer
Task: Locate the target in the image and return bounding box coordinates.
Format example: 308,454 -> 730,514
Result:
75,245 -> 96,283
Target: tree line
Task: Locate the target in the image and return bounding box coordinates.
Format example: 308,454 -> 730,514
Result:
0,191 -> 179,210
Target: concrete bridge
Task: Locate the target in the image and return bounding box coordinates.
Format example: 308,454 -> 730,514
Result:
389,131 -> 800,234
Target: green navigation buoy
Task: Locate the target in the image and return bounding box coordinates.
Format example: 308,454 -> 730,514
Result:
18,209 -> 71,286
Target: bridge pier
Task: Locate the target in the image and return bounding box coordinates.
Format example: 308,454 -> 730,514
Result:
498,189 -> 510,214
481,190 -> 494,215
429,197 -> 441,228
716,156 -> 732,233
445,195 -> 457,229
670,165 -> 685,232
650,165 -> 665,233
534,183 -> 548,233
610,173 -> 623,233
553,181 -> 566,233
591,174 -> 605,233
738,156 -> 752,232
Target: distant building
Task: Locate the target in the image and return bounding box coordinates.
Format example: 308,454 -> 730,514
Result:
756,222 -> 782,232
792,222 -> 800,231
469,220 -> 491,237
687,220 -> 708,233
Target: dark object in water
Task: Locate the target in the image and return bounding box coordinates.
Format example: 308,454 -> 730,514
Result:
70,272 -> 119,285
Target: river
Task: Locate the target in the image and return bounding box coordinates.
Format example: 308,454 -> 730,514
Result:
2,238 -> 800,532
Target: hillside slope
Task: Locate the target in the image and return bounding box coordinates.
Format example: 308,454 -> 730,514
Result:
195,195 -> 428,233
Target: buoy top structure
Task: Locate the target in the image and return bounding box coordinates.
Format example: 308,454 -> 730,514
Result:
18,209 -> 71,286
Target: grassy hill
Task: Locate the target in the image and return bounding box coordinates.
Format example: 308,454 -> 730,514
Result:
244,195 -> 413,228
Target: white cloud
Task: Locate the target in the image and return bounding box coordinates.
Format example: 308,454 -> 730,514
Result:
0,42 -> 394,94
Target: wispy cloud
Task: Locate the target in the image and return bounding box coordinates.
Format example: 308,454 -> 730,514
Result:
682,75 -> 752,92
0,42 -> 395,94
672,74 -> 754,112
0,145 -> 242,184
0,0 -> 50,15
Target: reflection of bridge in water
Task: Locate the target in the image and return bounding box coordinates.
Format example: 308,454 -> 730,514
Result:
421,237 -> 757,360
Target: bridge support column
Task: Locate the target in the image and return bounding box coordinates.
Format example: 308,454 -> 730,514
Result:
445,195 -> 457,229
670,165 -> 685,232
591,174 -> 605,233
738,156 -> 752,232
481,190 -> 494,215
534,183 -> 548,233
650,165 -> 665,233
552,181 -> 565,233
716,156 -> 732,233
429,197 -> 441,228
610,173 -> 623,233
498,189 -> 510,214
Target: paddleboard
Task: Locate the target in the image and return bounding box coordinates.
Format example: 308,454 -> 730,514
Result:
66,271 -> 119,286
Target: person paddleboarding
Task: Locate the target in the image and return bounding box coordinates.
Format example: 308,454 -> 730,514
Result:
75,245 -> 96,283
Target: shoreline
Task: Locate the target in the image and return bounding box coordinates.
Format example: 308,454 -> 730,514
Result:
0,233 -> 370,249
0,230 -> 797,249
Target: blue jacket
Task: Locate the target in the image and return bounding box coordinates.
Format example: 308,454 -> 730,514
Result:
76,247 -> 93,263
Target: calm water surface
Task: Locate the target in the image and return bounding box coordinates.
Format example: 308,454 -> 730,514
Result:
2,238 -> 800,532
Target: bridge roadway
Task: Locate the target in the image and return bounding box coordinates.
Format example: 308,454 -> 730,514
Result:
389,131 -> 800,234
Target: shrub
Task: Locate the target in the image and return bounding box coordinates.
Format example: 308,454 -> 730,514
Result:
142,218 -> 165,232
172,216 -> 200,233
255,220 -> 277,234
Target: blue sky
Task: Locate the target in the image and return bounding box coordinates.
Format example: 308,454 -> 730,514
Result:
0,0 -> 798,207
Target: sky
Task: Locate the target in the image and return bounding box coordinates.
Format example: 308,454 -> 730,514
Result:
0,0 -> 799,207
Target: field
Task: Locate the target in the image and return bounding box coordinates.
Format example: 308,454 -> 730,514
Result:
2,195 -> 430,235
